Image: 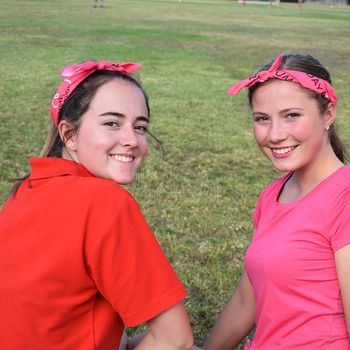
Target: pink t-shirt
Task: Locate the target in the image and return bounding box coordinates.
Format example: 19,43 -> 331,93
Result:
245,166 -> 350,350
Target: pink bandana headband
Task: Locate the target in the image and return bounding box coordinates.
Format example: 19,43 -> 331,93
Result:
227,54 -> 337,104
50,60 -> 141,126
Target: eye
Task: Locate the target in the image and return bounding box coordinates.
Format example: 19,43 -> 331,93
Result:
253,115 -> 269,123
134,125 -> 148,135
286,113 -> 300,120
103,121 -> 120,128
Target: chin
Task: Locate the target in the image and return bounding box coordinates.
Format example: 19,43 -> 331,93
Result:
273,164 -> 296,173
269,161 -> 294,173
119,180 -> 133,186
114,177 -> 135,185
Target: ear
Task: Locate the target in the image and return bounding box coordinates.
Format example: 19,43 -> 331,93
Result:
58,120 -> 77,152
324,102 -> 337,130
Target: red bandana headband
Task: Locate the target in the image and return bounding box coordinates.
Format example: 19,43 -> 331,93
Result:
227,54 -> 337,104
50,60 -> 141,126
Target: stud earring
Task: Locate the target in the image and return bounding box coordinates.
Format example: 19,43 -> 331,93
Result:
325,125 -> 330,131
68,141 -> 76,150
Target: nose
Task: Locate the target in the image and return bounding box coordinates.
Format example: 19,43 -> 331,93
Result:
120,125 -> 138,148
268,120 -> 287,143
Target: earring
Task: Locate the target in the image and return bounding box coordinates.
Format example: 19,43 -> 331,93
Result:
68,141 -> 76,150
325,125 -> 330,131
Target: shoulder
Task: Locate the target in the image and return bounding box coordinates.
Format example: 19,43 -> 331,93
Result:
258,173 -> 290,202
71,177 -> 146,236
324,167 -> 350,249
253,174 -> 289,227
323,166 -> 350,205
336,165 -> 350,183
321,166 -> 350,227
70,176 -> 139,210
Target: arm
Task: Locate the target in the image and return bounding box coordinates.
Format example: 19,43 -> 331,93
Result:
203,269 -> 256,350
118,331 -> 129,350
128,334 -> 202,350
335,243 -> 350,337
132,302 -> 194,350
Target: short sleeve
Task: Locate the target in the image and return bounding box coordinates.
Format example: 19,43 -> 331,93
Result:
85,195 -> 187,327
328,189 -> 350,252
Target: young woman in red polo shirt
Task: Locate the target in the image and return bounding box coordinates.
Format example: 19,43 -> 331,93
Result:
0,60 -> 201,350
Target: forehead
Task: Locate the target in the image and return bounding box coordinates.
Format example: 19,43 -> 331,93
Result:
255,79 -> 304,96
251,80 -> 316,109
90,79 -> 148,115
251,79 -> 319,114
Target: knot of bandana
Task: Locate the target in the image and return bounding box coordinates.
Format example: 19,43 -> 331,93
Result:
227,54 -> 337,104
50,60 -> 141,126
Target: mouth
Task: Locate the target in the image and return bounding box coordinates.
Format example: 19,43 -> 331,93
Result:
270,146 -> 297,157
110,154 -> 134,163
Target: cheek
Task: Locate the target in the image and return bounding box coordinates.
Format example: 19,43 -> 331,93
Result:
140,138 -> 148,156
292,122 -> 316,141
80,131 -> 114,150
253,126 -> 266,146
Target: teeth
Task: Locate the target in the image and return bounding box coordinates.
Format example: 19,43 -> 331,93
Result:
272,147 -> 295,155
111,155 -> 133,162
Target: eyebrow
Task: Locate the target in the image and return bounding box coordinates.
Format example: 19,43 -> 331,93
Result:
279,107 -> 304,113
99,111 -> 149,122
252,107 -> 304,116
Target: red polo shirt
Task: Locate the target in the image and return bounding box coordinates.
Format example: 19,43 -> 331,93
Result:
0,158 -> 186,350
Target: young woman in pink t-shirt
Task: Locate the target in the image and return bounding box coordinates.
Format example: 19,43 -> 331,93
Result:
204,54 -> 350,349
0,60 -> 202,350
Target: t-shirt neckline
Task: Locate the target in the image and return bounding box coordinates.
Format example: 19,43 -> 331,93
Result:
275,165 -> 347,208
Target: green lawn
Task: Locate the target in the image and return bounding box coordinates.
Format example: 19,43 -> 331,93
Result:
1,0 -> 350,347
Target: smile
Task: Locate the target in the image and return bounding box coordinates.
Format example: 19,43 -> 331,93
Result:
271,146 -> 297,156
110,155 -> 134,163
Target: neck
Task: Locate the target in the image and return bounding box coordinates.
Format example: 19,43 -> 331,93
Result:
62,148 -> 77,162
280,145 -> 343,203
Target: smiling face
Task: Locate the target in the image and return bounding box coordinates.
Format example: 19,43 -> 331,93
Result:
251,79 -> 334,174
64,79 -> 149,185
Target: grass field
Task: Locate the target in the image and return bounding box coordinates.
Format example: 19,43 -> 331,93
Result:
1,0 -> 350,347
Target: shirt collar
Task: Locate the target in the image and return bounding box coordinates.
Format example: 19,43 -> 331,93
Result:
29,157 -> 93,180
